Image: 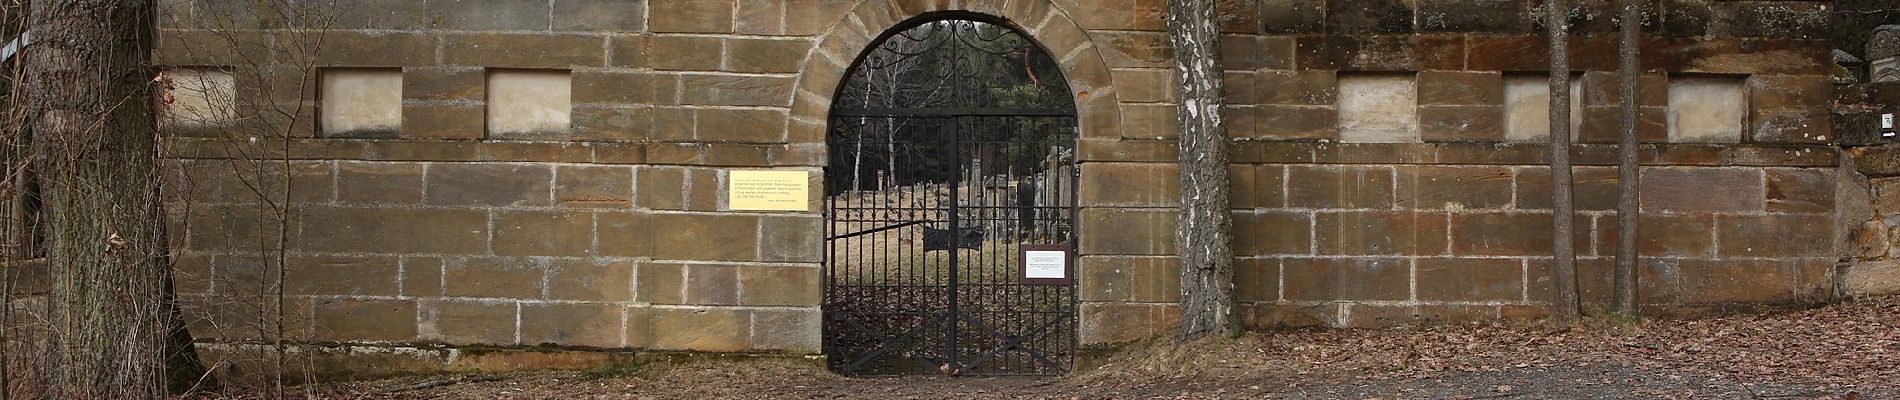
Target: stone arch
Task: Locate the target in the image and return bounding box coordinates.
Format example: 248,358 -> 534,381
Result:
787,0 -> 1121,148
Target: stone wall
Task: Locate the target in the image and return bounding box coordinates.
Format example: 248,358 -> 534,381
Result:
150,0 -> 1842,360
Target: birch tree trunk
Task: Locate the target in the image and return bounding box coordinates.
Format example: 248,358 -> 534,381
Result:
1546,0 -> 1582,320
1167,0 -> 1236,341
25,0 -> 207,396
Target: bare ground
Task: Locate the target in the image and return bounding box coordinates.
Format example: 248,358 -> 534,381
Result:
198,296 -> 1900,399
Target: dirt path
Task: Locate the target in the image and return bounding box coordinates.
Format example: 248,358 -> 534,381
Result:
202,296 -> 1900,399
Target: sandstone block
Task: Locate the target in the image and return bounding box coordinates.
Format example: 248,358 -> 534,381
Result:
1233,211 -> 1313,256
1716,214 -> 1832,258
750,309 -> 821,352
547,259 -> 635,302
1281,257 -> 1409,301
649,0 -> 736,33
637,262 -> 687,304
445,258 -> 546,299
423,300 -> 516,345
299,207 -> 489,254
424,163 -> 554,207
1078,208 -> 1176,256
1314,211 -> 1448,256
1286,166 -> 1394,209
521,303 -> 623,348
1394,165 -> 1512,210
444,33 -> 605,69
314,299 -> 417,342
556,165 -> 634,208
1639,167 -> 1763,212
650,213 -> 760,261
739,265 -> 821,306
553,0 -> 646,32
627,307 -> 750,351
1415,258 -> 1523,302
597,211 -> 654,257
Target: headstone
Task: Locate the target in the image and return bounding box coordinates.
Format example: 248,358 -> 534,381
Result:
1868,25 -> 1900,83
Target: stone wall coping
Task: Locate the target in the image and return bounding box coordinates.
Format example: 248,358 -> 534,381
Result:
1227,142 -> 1838,167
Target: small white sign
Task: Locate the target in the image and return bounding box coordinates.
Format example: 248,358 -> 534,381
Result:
1023,250 -> 1067,279
1884,113 -> 1895,130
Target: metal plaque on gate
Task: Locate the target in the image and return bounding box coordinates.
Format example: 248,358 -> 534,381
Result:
1019,244 -> 1072,285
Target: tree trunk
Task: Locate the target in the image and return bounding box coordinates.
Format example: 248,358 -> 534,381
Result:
24,0 -> 207,396
1167,0 -> 1236,342
1545,0 -> 1582,320
1612,0 -> 1643,316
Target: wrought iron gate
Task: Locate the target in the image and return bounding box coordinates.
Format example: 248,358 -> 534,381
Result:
822,17 -> 1079,376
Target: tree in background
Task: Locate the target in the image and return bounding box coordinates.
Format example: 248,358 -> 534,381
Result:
1167,0 -> 1237,341
20,0 -> 207,396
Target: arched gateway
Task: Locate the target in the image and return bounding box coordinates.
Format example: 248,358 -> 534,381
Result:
822,15 -> 1080,376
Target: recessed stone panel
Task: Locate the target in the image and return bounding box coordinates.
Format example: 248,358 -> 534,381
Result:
488,70 -> 573,139
1666,75 -> 1746,143
1502,74 -> 1582,142
160,68 -> 237,129
1337,74 -> 1420,143
320,68 -> 403,137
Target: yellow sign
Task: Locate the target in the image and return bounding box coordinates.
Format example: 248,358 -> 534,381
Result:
727,170 -> 810,211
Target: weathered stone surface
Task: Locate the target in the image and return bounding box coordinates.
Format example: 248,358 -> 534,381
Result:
1234,211 -> 1313,256
679,75 -> 794,107
1286,166 -> 1394,209
555,165 -> 634,208
596,211 -> 653,257
695,108 -> 787,143
425,163 -> 554,207
636,262 -> 686,304
1679,259 -> 1797,303
1416,258 -> 1522,302
299,207 -> 490,254
1296,35 -> 1464,71
1592,214 -> 1717,258
1845,260 -> 1900,297
1417,0 -> 1530,33
1337,74 -> 1420,143
552,0 -> 646,32
650,214 -> 760,261
1081,162 -> 1178,206
546,258 -> 634,301
1394,165 -> 1512,210
313,299 -> 417,342
1327,0 -> 1413,33
1450,212 -> 1552,256
285,255 -> 401,296
402,104 -> 485,140
758,215 -> 822,263
1231,164 -> 1286,209
1281,258 -> 1409,301
1516,166 -> 1620,211
726,38 -> 809,73
1254,105 -> 1338,140
1241,303 -> 1337,329
486,70 -> 573,139
1717,214 -> 1832,258
403,257 -> 445,297
1260,0 -> 1325,33
403,68 -> 484,102
521,303 -> 623,348
1764,167 -> 1835,213
1639,167 -> 1763,212
1666,76 -> 1746,143
649,0 -> 735,33
739,265 -> 821,306
444,34 -> 605,69
750,309 -> 820,352
1418,71 -> 1503,106
1314,211 -> 1448,256
1234,258 -> 1279,302
1079,302 -> 1172,344
423,300 -> 517,345
627,307 -> 750,351
445,258 -> 546,299
1079,208 -> 1177,256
